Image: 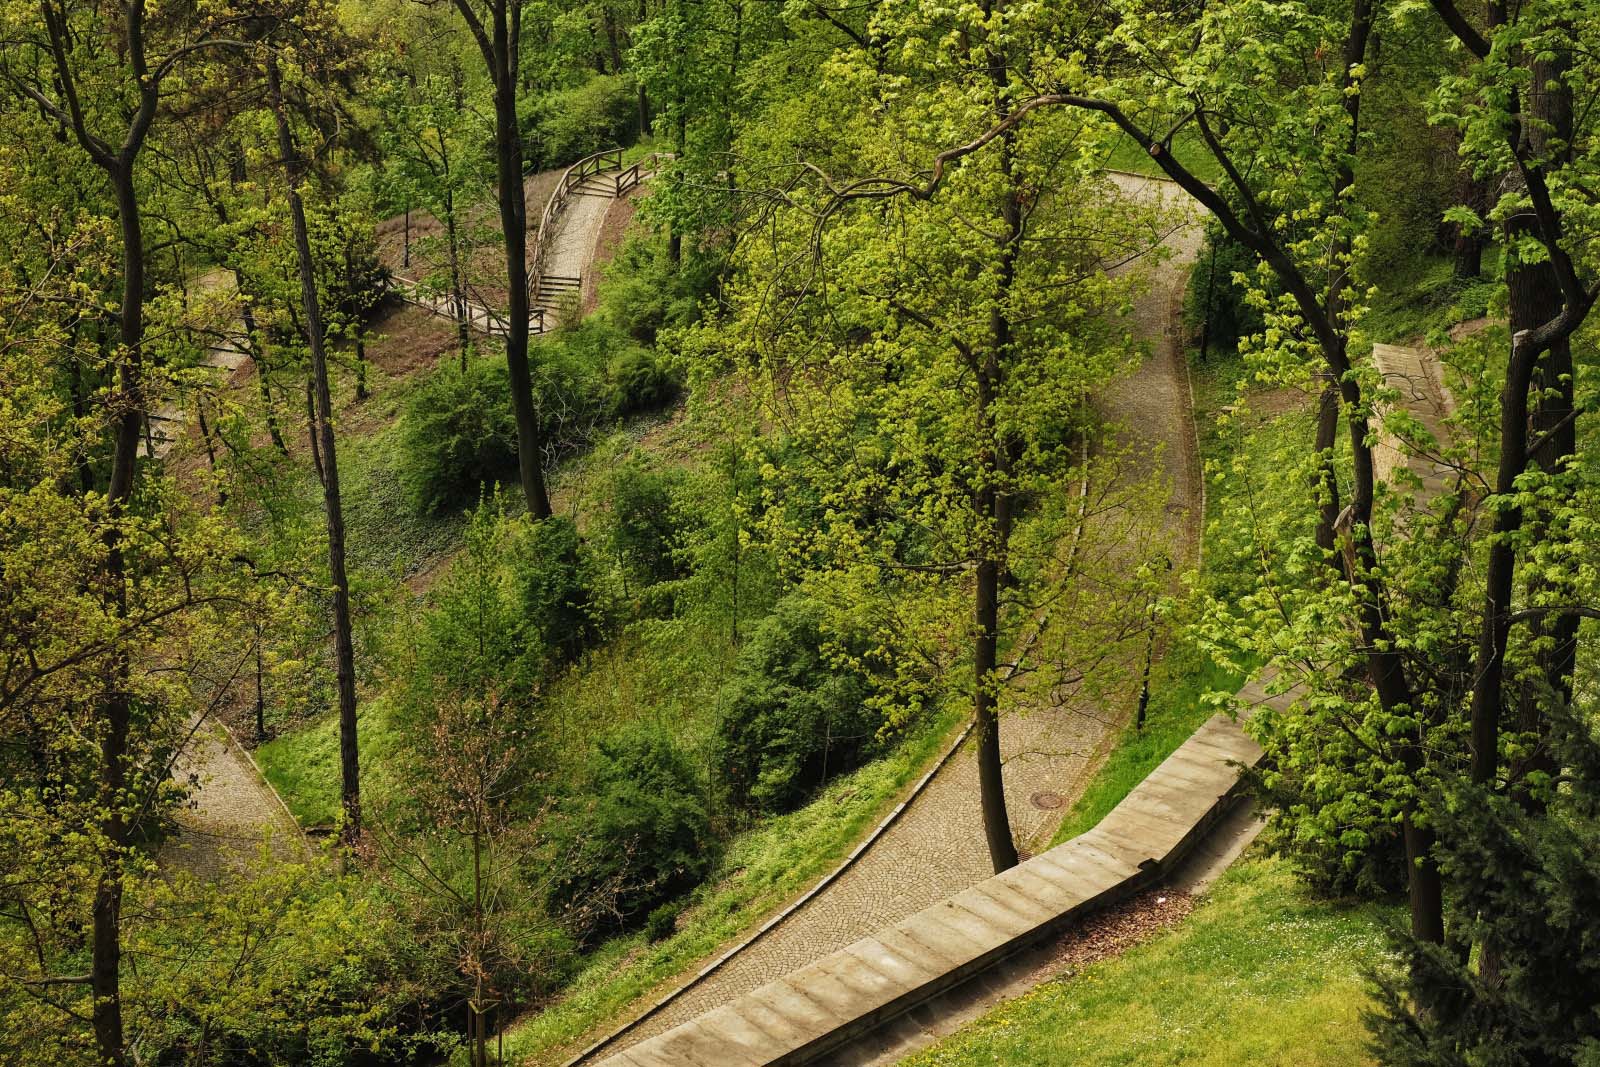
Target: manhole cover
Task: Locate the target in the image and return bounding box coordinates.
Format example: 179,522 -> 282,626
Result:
1030,790 -> 1065,810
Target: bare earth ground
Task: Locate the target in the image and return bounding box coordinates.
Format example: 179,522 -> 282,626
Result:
572,172 -> 1205,1064
376,169 -> 564,312
583,186 -> 645,316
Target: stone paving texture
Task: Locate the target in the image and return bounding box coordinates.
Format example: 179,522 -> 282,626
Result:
163,718 -> 310,879
597,707 -> 1271,1067
574,170 -> 1206,1065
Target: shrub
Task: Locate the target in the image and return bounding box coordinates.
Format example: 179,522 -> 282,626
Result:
397,357 -> 519,515
713,596 -> 878,815
643,900 -> 682,944
606,347 -> 680,417
529,74 -> 637,168
508,516 -> 602,670
1184,219 -> 1264,357
607,463 -> 683,588
544,724 -> 715,940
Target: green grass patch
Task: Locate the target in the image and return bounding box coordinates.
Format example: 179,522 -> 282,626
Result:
903,854 -> 1395,1067
500,702 -> 966,1066
1050,643 -> 1242,847
1102,130 -> 1223,184
1361,250 -> 1503,346
255,694 -> 408,827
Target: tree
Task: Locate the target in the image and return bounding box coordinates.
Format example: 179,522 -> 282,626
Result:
262,33 -> 364,848
0,6 -> 255,1061
445,0 -> 555,520
374,61 -> 488,363
714,0 -> 1170,872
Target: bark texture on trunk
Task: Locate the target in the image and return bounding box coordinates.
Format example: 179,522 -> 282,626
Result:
269,58 -> 362,845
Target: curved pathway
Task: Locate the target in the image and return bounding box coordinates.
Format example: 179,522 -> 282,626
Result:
570,171 -> 1205,1064
163,715 -> 311,878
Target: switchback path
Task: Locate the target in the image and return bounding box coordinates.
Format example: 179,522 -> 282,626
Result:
567,171 -> 1206,1065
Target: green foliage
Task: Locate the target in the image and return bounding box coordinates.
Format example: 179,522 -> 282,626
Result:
507,515 -> 603,671
606,461 -> 684,588
1368,709 -> 1600,1066
903,857 -> 1394,1067
528,74 -> 638,168
606,346 -> 681,417
1184,220 -> 1264,357
397,356 -> 519,515
643,900 -> 682,943
593,234 -> 717,345
713,596 -> 880,815
545,724 -> 715,939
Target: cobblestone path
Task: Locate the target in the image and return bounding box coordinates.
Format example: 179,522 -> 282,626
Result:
162,717 -> 310,879
577,171 -> 1205,1063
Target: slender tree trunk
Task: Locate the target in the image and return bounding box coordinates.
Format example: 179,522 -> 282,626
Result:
269,58 -> 362,846
475,4 -> 554,520
1469,45 -> 1575,790
1513,48 -> 1578,785
970,6 -> 1021,874
239,297 -> 288,454
1313,380 -> 1342,560
446,197 -> 470,365
90,162 -> 149,1067
69,350 -> 94,494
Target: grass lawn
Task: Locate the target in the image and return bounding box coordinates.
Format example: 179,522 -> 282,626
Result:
255,693 -> 410,827
903,855 -> 1396,1067
1102,129 -> 1223,184
1050,642 -> 1241,847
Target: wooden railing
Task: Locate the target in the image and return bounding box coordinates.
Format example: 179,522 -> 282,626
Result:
528,147 -> 624,307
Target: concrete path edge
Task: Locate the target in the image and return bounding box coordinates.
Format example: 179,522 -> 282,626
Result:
563,718 -> 977,1066
594,682 -> 1289,1067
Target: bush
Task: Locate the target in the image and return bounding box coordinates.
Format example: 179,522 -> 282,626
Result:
545,724 -> 715,940
529,74 -> 637,168
397,357 -> 519,515
713,596 -> 879,815
607,347 -> 680,417
595,235 -> 719,344
508,516 -> 602,670
1184,219 -> 1264,357
607,463 -> 683,588
643,900 -> 682,943
398,345 -> 607,516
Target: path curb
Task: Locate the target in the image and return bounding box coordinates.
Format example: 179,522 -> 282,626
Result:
564,717 -> 976,1067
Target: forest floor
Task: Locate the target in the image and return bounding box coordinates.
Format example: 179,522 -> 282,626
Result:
569,170 -> 1207,1065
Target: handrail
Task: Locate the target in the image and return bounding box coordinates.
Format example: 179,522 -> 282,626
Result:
529,146 -> 625,308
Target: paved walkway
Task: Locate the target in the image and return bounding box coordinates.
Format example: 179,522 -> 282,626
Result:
570,172 -> 1205,1065
395,167 -> 629,336
142,270 -> 249,458
595,706 -> 1272,1067
162,716 -> 310,878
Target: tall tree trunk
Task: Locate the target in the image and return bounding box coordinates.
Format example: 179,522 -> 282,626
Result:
1468,44 -> 1575,790
1313,379 -> 1342,560
481,5 -> 553,520
269,58 -> 362,846
89,162 -> 150,1067
969,0 -> 1021,874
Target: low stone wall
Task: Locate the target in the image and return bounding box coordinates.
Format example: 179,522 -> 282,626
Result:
596,695 -> 1280,1067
